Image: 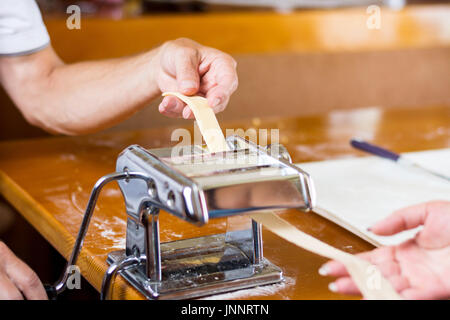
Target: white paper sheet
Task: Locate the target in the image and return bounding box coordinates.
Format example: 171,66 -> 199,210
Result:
297,148 -> 450,246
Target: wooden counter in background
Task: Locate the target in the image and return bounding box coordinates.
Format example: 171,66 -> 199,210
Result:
1,5 -> 449,141
0,105 -> 448,299
45,5 -> 450,58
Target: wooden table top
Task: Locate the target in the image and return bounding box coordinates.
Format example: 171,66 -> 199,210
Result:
0,105 -> 448,299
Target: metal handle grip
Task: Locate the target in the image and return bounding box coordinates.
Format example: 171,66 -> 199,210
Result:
48,171 -> 150,296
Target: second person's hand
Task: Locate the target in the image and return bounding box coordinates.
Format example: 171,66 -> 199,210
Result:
319,201 -> 450,300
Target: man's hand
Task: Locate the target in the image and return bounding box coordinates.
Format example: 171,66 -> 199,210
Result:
319,201 -> 450,299
152,38 -> 238,119
0,241 -> 47,300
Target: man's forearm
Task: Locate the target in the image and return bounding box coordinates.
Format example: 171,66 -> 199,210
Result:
0,46 -> 161,135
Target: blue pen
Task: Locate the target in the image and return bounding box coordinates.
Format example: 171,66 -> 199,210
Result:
350,138 -> 449,182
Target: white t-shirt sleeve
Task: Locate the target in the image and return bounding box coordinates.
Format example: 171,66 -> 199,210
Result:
0,0 -> 50,56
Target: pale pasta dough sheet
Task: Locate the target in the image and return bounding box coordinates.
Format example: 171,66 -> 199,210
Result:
297,148 -> 450,247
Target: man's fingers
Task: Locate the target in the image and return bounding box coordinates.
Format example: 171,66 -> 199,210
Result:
205,57 -> 237,114
0,273 -> 23,300
159,109 -> 183,119
175,50 -> 200,95
0,242 -> 47,300
159,96 -> 186,116
206,90 -> 230,114
182,106 -> 194,119
370,202 -> 432,235
206,87 -> 224,112
206,85 -> 233,114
